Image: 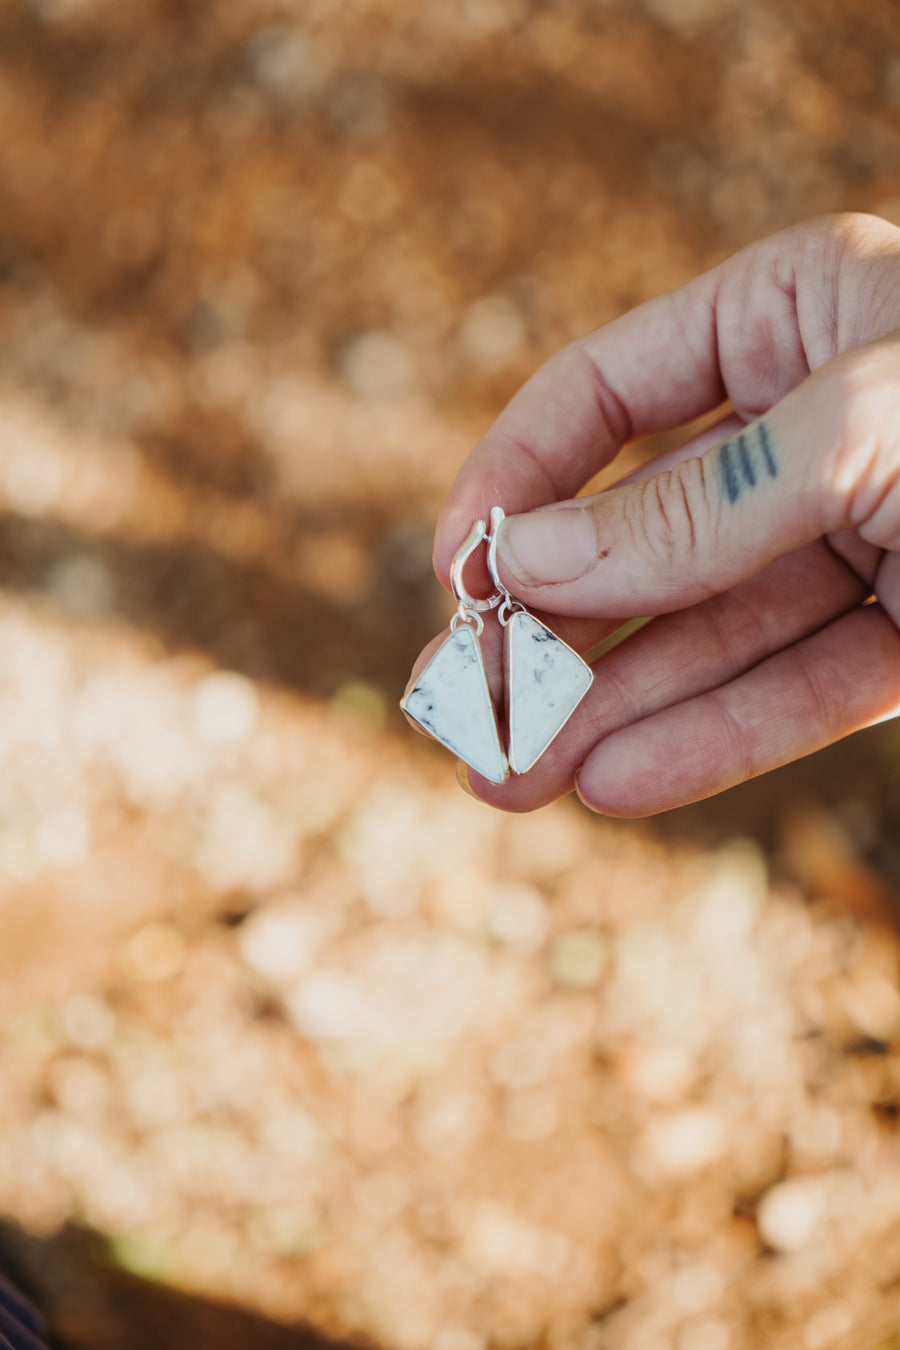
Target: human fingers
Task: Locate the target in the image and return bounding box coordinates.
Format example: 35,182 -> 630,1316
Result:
435,213 -> 900,591
459,537 -> 869,810
402,607 -> 624,745
405,413 -> 748,721
494,332 -> 900,619
577,601 -> 900,817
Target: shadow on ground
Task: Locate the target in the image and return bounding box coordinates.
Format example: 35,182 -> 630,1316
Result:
0,1220 -> 375,1350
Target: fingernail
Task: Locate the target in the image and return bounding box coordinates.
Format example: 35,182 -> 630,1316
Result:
456,760 -> 480,799
500,506 -> 598,585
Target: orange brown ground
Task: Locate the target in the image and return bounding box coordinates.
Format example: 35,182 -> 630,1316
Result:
2,2 -> 900,1348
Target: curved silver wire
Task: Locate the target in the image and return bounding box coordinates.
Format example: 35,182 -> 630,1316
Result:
486,506 -> 524,628
450,518 -> 503,614
485,507 -> 505,593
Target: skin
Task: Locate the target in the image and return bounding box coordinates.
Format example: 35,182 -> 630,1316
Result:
405,213 -> 900,816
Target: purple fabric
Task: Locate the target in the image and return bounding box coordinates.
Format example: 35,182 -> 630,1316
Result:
0,1276 -> 49,1350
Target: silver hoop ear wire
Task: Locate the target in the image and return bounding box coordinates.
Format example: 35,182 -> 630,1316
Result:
486,506 -> 524,628
486,508 -> 505,593
450,519 -> 503,619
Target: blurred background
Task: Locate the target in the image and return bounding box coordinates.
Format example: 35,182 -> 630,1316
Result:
1,0 -> 900,1347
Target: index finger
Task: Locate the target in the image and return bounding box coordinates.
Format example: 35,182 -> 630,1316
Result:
433,214 -> 900,589
434,280 -> 720,590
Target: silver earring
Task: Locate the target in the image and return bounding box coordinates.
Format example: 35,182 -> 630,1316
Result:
486,507 -> 593,775
401,518 -> 509,784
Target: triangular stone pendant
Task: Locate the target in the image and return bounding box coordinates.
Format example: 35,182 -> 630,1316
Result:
401,625 -> 509,784
506,611 -> 593,774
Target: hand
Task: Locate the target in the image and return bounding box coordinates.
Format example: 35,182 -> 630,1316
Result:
408,213 -> 900,816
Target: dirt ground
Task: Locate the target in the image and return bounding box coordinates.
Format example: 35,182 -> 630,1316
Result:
2,1 -> 900,1347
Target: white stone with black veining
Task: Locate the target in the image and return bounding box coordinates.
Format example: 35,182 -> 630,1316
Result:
401,625 -> 509,784
506,610 -> 593,774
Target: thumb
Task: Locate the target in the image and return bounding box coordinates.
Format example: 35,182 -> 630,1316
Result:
495,335 -> 900,617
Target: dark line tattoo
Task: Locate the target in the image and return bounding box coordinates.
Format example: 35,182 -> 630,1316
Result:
737,433 -> 756,487
758,421 -> 778,478
718,420 -> 779,505
720,441 -> 740,504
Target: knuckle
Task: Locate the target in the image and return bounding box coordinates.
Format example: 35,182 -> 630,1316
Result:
811,211 -> 900,265
709,695 -> 755,787
821,211 -> 893,246
828,342 -> 897,438
625,457 -> 710,577
785,644 -> 839,745
704,586 -> 769,673
823,338 -> 900,540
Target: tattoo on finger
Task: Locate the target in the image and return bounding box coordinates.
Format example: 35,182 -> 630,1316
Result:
718,421 -> 778,505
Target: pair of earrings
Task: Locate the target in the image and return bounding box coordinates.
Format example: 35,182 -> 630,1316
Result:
402,507 -> 594,784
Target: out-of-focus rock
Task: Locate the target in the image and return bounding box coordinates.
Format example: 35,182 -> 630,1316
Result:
757,1176 -> 830,1254
458,295 -> 527,370
35,803 -> 92,868
487,881 -> 549,953
617,1042 -> 698,1105
842,967 -> 900,1043
802,1302 -> 854,1348
412,1083 -> 486,1157
122,923 -> 186,983
237,898 -> 332,983
339,331 -> 415,399
549,929 -> 610,989
60,993 -> 116,1049
191,671 -> 259,746
640,1109 -> 727,1177
285,971 -> 368,1043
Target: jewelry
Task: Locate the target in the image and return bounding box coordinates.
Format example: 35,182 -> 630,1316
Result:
402,508 -> 594,783
486,507 -> 593,775
401,518 -> 509,784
